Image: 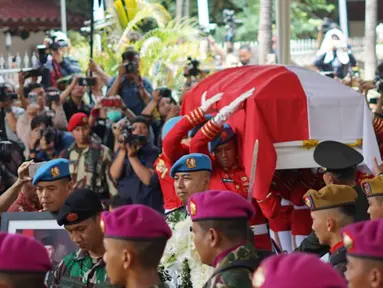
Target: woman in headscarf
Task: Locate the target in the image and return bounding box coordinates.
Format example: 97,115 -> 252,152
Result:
314,28 -> 357,79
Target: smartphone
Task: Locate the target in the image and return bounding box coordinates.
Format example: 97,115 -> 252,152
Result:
28,162 -> 46,178
78,77 -> 96,87
28,92 -> 38,107
101,97 -> 121,108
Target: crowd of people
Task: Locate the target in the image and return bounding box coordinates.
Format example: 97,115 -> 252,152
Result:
0,30 -> 383,288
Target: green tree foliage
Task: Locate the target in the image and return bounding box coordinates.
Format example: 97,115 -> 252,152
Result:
159,0 -> 336,41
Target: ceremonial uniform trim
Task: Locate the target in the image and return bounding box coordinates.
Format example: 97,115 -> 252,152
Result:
374,117 -> 383,139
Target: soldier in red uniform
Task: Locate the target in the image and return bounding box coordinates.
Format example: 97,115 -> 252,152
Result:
268,171 -> 294,253
154,93 -> 222,212
190,90 -> 272,251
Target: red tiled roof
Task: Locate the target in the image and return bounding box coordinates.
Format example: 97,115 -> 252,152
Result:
0,0 -> 86,31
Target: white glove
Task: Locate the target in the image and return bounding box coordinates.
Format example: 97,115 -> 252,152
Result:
200,91 -> 224,112
213,105 -> 234,125
213,87 -> 256,125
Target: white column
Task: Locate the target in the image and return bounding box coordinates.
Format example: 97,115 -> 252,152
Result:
364,0 -> 378,80
276,0 -> 291,64
60,0 -> 67,34
338,0 -> 349,39
197,0 -> 209,28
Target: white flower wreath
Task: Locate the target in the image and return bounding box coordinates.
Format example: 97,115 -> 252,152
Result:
161,216 -> 214,288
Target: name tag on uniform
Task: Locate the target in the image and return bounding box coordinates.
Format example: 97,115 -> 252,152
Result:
222,178 -> 234,183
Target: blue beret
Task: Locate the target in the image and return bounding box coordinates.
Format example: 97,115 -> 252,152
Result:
209,123 -> 236,152
188,114 -> 213,138
162,116 -> 183,140
170,153 -> 212,178
32,158 -> 71,185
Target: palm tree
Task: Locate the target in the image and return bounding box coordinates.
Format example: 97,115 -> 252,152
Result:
258,0 -> 273,64
90,0 -> 204,89
364,0 -> 377,80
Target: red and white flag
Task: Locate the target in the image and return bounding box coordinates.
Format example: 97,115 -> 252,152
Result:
181,65 -> 380,219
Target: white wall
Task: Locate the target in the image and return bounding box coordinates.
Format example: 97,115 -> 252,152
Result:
0,32 -> 45,58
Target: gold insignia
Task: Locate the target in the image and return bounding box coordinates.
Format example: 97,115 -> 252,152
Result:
82,117 -> 88,124
252,266 -> 266,287
100,219 -> 105,233
343,233 -> 353,250
51,166 -> 60,178
303,196 -> 312,208
221,131 -> 228,140
362,182 -> 372,195
241,176 -> 248,182
186,158 -> 197,169
190,200 -> 197,216
66,213 -> 78,222
155,159 -> 168,179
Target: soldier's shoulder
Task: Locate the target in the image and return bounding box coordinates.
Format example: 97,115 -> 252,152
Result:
212,268 -> 253,288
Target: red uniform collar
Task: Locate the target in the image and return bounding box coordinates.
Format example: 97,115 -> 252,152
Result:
330,241 -> 344,254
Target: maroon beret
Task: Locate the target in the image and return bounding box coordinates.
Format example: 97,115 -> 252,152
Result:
101,204 -> 172,240
252,253 -> 347,288
187,190 -> 255,221
68,112 -> 88,132
342,219 -> 383,261
0,232 -> 52,273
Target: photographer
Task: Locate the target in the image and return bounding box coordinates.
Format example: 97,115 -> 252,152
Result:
142,87 -> 180,148
59,75 -> 97,121
107,48 -> 153,115
110,116 -> 163,213
0,83 -> 24,144
28,115 -> 74,161
0,160 -> 32,212
180,57 -> 207,104
43,32 -> 81,87
16,82 -> 68,157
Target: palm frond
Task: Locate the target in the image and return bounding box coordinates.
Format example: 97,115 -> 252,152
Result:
117,2 -> 172,50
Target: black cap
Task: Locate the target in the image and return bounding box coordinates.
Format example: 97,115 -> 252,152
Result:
57,189 -> 103,226
131,116 -> 150,128
313,141 -> 364,171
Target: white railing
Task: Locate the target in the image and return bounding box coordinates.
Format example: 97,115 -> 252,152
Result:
0,52 -> 39,85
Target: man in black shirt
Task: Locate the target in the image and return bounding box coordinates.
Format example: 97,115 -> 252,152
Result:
295,140 -> 369,256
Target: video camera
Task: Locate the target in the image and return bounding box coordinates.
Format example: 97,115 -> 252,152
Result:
0,85 -> 18,103
185,57 -> 200,77
118,125 -> 146,147
0,131 -> 12,163
122,49 -> 139,74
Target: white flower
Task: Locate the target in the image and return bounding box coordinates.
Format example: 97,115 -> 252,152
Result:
161,216 -> 214,287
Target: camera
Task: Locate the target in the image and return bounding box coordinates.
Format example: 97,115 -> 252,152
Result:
157,87 -> 172,98
0,131 -> 12,163
78,77 -> 96,87
46,88 -> 60,106
0,85 -> 18,103
118,126 -> 146,147
122,49 -> 139,74
223,9 -> 235,25
185,57 -> 200,77
41,127 -> 56,145
223,9 -> 240,42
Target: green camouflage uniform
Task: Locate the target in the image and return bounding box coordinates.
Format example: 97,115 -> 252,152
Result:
60,141 -> 117,199
49,249 -> 119,288
203,242 -> 262,288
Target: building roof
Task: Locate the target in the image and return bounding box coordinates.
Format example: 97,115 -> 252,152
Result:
0,0 -> 86,31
